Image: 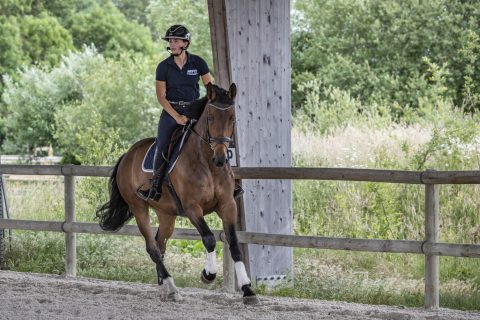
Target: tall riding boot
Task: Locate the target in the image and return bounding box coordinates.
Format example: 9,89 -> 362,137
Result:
137,149 -> 166,201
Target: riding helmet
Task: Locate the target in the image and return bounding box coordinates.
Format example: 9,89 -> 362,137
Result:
162,25 -> 191,42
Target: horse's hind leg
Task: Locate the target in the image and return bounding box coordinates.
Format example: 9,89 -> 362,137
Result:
153,211 -> 176,257
132,204 -> 180,301
218,199 -> 259,305
184,204 -> 218,284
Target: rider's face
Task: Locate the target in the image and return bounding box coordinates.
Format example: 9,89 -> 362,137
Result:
168,39 -> 187,54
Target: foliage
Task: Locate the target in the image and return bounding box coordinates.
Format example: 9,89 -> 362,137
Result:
292,0 -> 480,113
459,27 -> 480,114
0,13 -> 74,90
66,2 -> 154,58
293,78 -> 392,134
0,0 -> 32,16
1,46 -> 161,155
19,13 -> 75,66
0,0 -> 154,93
1,47 -> 103,153
111,0 -> 150,25
0,16 -> 27,77
0,0 -> 80,18
69,51 -> 159,146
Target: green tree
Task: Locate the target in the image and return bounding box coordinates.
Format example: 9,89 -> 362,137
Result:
292,0 -> 480,114
1,47 -> 104,153
111,0 -> 150,26
55,51 -> 159,159
67,2 -> 154,58
0,16 -> 26,78
20,13 -> 74,66
0,0 -> 31,16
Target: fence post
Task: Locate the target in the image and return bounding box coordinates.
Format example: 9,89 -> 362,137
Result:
425,183 -> 439,309
64,174 -> 76,277
0,175 -> 4,269
221,232 -> 235,292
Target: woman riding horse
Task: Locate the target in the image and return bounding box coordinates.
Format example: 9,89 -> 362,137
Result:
137,24 -> 242,201
96,82 -> 259,304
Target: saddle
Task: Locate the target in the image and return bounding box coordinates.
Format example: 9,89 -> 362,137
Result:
141,121 -> 196,216
142,121 -> 195,174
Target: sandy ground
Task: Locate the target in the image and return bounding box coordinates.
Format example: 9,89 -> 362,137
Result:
0,271 -> 479,320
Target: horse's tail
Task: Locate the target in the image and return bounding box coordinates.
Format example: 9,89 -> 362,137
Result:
96,154 -> 133,231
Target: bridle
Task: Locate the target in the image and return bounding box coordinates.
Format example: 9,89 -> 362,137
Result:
190,102 -> 235,151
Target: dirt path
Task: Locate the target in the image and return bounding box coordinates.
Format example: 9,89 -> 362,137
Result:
0,271 -> 478,320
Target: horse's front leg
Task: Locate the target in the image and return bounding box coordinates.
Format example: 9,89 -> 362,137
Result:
218,199 -> 259,305
185,204 -> 218,283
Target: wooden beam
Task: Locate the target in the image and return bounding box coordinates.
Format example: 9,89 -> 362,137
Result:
1,219 -> 479,258
2,165 -> 479,184
232,167 -> 424,183
207,0 -> 231,88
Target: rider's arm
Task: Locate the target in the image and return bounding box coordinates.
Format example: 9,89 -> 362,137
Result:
201,72 -> 213,85
156,81 -> 186,124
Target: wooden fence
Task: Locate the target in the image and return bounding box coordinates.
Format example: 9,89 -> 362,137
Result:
0,164 -> 479,310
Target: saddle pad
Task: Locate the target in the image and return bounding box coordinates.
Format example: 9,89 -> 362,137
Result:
141,126 -> 193,173
142,142 -> 156,172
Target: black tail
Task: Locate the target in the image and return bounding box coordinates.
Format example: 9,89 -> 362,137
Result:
96,154 -> 133,231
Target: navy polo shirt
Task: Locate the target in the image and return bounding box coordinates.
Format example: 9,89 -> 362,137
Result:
156,52 -> 209,102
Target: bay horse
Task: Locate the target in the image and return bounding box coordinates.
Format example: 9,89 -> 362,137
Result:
96,83 -> 259,304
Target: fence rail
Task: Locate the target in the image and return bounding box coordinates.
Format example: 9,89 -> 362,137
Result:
1,164 -> 479,310
2,164 -> 480,183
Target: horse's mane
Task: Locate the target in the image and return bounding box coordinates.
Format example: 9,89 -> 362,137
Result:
208,84 -> 234,105
189,84 -> 233,119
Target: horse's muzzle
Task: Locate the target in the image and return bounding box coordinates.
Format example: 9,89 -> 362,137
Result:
213,155 -> 227,167
212,147 -> 227,167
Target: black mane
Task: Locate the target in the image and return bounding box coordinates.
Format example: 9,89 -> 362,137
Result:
189,84 -> 233,119
210,84 -> 233,105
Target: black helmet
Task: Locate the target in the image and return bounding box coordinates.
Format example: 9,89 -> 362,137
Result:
162,25 -> 191,42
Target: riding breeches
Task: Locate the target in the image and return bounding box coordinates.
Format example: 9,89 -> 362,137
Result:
153,106 -> 190,178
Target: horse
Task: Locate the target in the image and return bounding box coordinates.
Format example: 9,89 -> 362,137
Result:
96,83 -> 259,304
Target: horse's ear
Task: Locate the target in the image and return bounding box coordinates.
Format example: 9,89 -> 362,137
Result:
206,82 -> 216,100
228,83 -> 237,100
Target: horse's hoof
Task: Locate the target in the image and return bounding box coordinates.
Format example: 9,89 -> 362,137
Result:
163,291 -> 182,302
243,295 -> 260,305
201,269 -> 216,284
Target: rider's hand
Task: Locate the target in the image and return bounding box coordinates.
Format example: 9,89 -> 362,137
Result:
175,115 -> 188,125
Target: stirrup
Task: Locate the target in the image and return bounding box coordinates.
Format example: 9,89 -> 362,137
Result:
136,187 -> 162,201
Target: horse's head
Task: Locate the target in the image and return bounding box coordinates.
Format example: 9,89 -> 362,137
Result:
205,82 -> 236,167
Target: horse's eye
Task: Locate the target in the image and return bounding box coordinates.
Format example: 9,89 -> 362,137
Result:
230,116 -> 235,122
208,116 -> 214,121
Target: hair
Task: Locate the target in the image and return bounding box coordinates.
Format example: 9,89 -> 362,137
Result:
96,154 -> 133,231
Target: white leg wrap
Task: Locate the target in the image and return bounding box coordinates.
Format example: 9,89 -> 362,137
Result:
234,262 -> 251,289
204,251 -> 218,275
163,277 -> 177,292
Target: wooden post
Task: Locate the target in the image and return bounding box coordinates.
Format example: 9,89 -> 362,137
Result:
221,232 -> 235,292
217,0 -> 293,288
64,174 -> 76,277
208,0 -> 247,290
425,183 -> 440,309
0,175 -> 4,269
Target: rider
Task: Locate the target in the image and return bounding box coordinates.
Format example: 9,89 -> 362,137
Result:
137,25 -> 243,201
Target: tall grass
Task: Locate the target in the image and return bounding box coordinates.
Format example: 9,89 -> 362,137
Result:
286,90 -> 480,310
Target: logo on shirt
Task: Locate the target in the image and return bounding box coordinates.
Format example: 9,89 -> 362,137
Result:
186,69 -> 198,76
